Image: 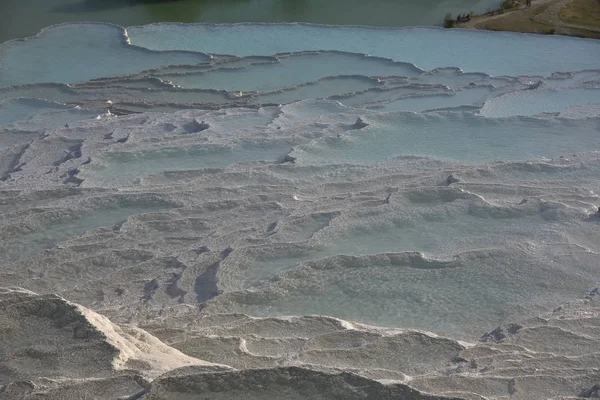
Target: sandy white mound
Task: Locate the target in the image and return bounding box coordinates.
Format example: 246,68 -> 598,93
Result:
0,287 -> 227,396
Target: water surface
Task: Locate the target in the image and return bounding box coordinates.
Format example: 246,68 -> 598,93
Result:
0,0 -> 503,43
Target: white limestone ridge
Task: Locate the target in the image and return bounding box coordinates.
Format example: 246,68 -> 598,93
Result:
2,287 -> 600,399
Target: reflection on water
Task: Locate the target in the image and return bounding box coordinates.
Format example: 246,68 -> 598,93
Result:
0,0 -> 502,43
54,0 -> 196,13
52,0 -> 250,20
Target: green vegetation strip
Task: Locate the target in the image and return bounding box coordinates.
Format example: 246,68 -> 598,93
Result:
559,0 -> 600,28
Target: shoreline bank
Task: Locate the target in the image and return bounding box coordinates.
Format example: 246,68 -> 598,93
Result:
452,0 -> 600,39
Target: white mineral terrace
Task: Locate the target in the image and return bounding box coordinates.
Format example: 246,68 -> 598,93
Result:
1,23 -> 600,400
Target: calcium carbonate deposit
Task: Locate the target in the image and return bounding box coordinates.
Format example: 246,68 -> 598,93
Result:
1,22 -> 600,399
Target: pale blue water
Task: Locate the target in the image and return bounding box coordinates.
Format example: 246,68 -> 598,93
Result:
291,113 -> 600,164
0,98 -> 70,125
233,209 -> 565,288
162,52 -> 422,92
0,202 -> 175,262
79,142 -> 294,186
372,86 -> 496,112
257,76 -> 379,104
0,23 -> 209,88
0,98 -> 98,128
480,88 -> 600,117
127,24 -> 600,76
